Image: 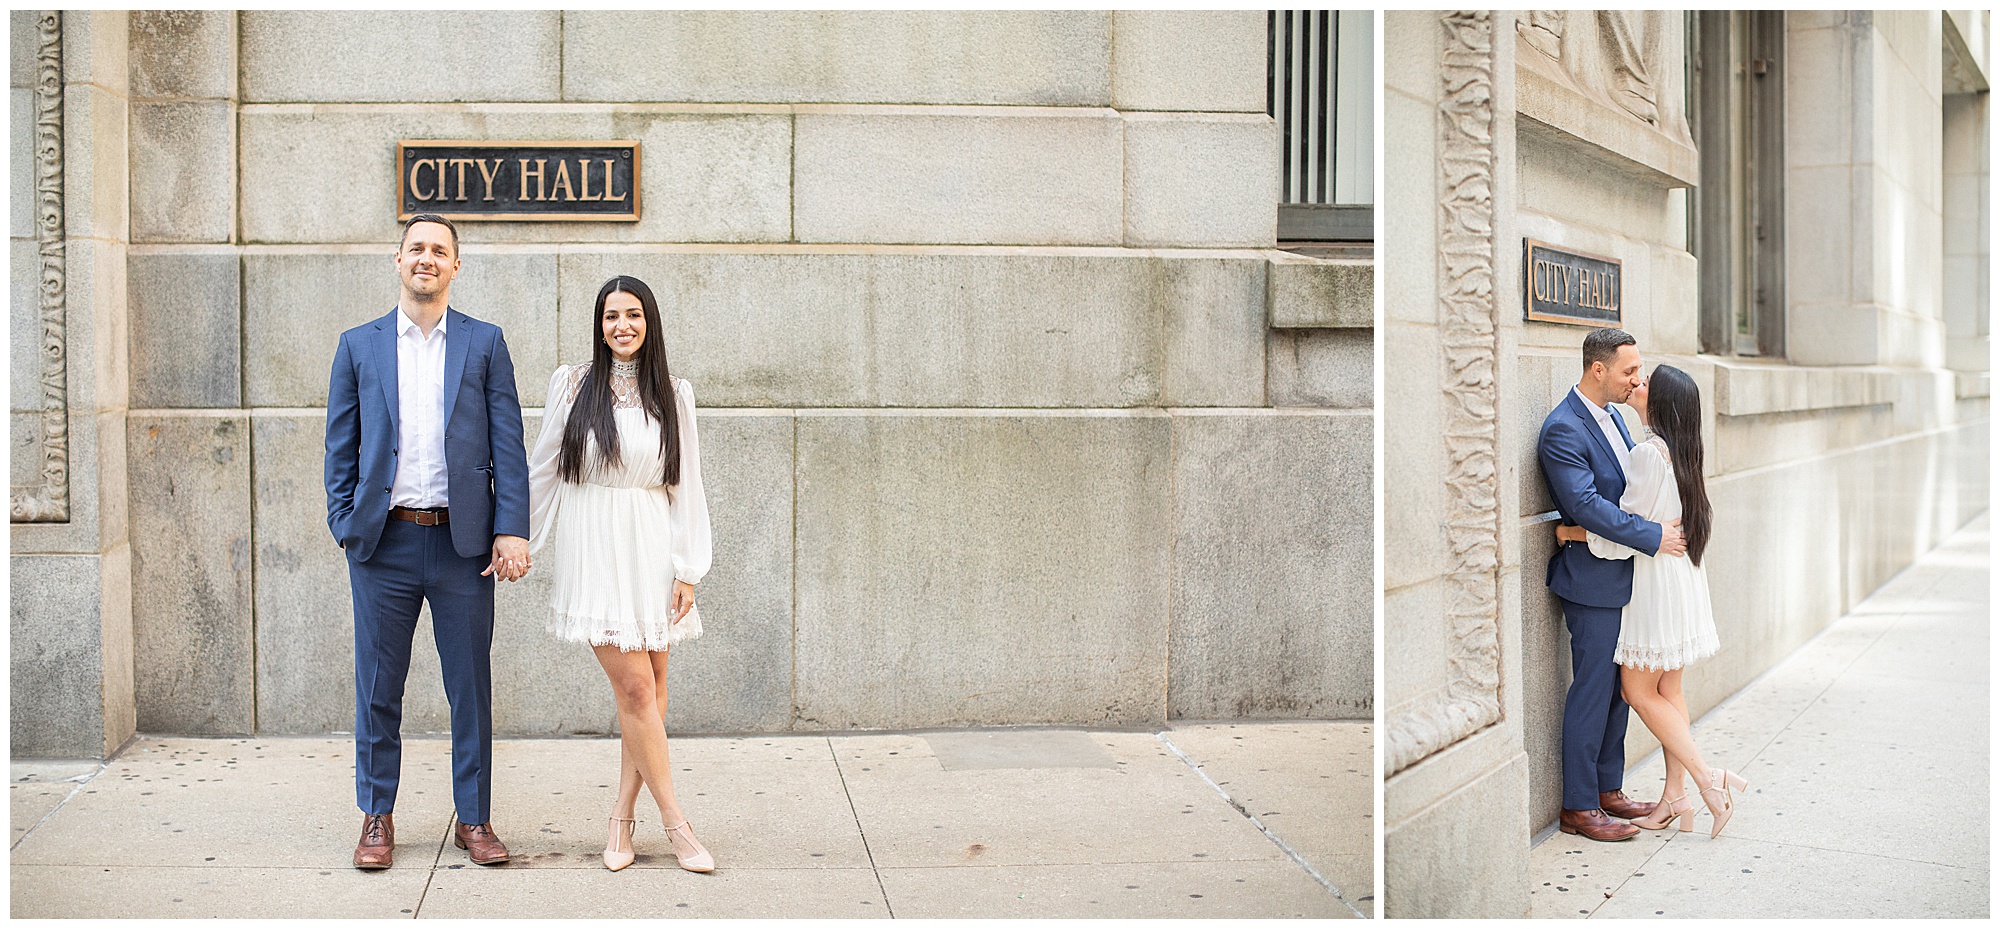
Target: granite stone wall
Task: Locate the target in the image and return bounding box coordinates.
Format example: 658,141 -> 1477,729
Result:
11,11 -> 1374,755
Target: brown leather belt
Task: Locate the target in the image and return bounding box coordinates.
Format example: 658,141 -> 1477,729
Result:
389,506 -> 449,526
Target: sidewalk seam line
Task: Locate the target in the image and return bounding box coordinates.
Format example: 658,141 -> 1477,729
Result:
828,737 -> 894,918
10,761 -> 109,853
413,815 -> 450,918
1155,731 -> 1367,918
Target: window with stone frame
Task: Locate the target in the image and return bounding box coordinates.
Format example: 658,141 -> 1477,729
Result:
1269,10 -> 1373,242
1690,10 -> 1786,357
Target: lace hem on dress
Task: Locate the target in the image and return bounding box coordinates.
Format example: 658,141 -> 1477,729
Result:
546,605 -> 703,653
1614,630 -> 1719,672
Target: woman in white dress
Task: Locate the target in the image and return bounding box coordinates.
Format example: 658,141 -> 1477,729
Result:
527,275 -> 716,872
1554,364 -> 1749,838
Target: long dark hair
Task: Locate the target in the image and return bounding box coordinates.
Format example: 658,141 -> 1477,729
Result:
558,276 -> 681,487
1646,365 -> 1709,566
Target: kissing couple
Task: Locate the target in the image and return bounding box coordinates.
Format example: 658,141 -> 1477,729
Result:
1539,327 -> 1751,842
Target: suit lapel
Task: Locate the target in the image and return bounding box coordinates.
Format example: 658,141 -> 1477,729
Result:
441,308 -> 470,432
1563,390 -> 1621,472
374,309 -> 400,435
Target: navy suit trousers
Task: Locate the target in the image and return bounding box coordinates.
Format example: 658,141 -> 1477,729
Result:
348,518 -> 494,823
1559,597 -> 1630,810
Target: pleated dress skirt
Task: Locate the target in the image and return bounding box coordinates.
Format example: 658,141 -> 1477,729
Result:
545,480 -> 702,652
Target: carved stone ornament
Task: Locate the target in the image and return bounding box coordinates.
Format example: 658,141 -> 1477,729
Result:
12,10 -> 70,523
1388,10 -> 1504,776
1516,10 -> 1663,125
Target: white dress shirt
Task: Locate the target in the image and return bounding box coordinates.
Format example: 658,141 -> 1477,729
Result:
1571,385 -> 1632,477
391,308 -> 451,508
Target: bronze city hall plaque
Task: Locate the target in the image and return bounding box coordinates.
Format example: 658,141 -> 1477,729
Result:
1523,239 -> 1621,327
398,141 -> 640,222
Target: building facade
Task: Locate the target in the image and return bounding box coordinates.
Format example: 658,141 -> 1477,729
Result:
1384,10 -> 1989,917
9,11 -> 1373,759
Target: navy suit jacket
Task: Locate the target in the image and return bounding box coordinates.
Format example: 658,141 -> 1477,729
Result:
324,307 -> 531,563
1538,389 -> 1663,609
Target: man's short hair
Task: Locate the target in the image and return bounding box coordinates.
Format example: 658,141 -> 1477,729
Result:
401,213 -> 460,255
1582,327 -> 1636,372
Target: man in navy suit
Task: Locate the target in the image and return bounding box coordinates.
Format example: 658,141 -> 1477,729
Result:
325,214 -> 530,869
1537,327 -> 1688,842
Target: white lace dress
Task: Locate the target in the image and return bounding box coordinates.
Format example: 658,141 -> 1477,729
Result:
526,362 -> 711,651
1585,434 -> 1720,671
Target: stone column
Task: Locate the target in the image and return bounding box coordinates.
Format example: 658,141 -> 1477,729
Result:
1942,12 -> 1990,376
9,10 -> 135,759
1786,12 -> 1949,367
125,11 -> 254,735
1382,10 -> 1530,918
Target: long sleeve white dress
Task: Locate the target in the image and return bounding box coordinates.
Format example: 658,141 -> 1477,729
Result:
1585,433 -> 1720,671
526,362 -> 712,652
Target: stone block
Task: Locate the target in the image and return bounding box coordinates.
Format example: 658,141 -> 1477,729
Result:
58,10 -> 126,95
10,554 -> 111,756
1167,411 -> 1372,719
10,236 -> 39,408
1514,351 -> 1558,516
1381,320 -> 1445,591
1384,752 -> 1531,917
658,411 -> 795,731
129,101 -> 234,243
10,411 -> 39,486
69,237 -> 130,415
242,251 -> 557,408
1270,257 -> 1373,328
1122,113 -> 1278,247
560,11 -> 1110,106
63,84 -> 128,245
1516,525 -> 1570,829
792,412 -> 1171,729
129,11 -> 234,99
127,413 -> 253,735
1792,165 -> 1848,310
11,11 -> 36,88
793,107 -> 1124,246
239,12 -> 559,103
1111,11 -> 1266,112
10,87 -> 28,239
248,414 -> 349,733
1267,328 -> 1372,409
10,410 -> 124,558
557,250 -> 1199,409
128,251 -> 241,408
1161,255 -> 1266,407
237,108 -> 790,245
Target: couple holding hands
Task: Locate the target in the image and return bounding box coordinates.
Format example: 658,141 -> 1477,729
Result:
1540,327 -> 1753,842
324,213 -> 713,873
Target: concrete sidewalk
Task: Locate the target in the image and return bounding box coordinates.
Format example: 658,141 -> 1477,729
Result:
11,720 -> 1370,918
1531,512 -> 1990,918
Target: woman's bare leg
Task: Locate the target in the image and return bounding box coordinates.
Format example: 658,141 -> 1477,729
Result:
1620,665 -> 1715,792
1656,669 -> 1692,801
610,649 -> 672,821
595,645 -> 688,828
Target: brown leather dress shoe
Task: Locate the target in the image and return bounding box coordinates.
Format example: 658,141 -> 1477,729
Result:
1599,790 -> 1659,820
1559,808 -> 1640,842
454,821 -> 512,865
354,813 -> 394,869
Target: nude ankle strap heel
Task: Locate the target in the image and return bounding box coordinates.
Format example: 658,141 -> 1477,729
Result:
603,816 -> 637,872
1701,769 -> 1747,838
1632,795 -> 1694,831
665,819 -> 715,873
